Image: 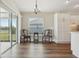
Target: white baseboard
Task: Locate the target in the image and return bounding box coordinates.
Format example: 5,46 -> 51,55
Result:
73,51 -> 79,58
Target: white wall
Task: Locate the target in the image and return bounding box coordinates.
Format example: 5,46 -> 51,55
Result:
70,15 -> 79,24
54,13 -> 79,43
21,12 -> 54,30
0,0 -> 21,43
54,13 -> 71,43
53,13 -> 58,42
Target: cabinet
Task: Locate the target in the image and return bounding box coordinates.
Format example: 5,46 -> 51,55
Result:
71,32 -> 79,57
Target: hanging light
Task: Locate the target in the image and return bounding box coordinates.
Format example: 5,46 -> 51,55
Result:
34,0 -> 40,14
66,0 -> 70,4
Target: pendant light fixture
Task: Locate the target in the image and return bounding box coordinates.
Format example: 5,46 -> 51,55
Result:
34,0 -> 40,14
66,0 -> 70,4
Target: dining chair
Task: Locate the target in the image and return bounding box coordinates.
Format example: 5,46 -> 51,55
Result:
20,29 -> 31,43
42,29 -> 53,43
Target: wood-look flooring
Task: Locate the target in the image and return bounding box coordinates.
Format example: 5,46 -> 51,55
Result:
1,43 -> 76,58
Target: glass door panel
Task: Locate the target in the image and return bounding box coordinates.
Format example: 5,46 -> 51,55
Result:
12,13 -> 17,45
0,7 -> 11,53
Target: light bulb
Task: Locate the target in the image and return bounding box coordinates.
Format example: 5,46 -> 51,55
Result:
66,0 -> 70,4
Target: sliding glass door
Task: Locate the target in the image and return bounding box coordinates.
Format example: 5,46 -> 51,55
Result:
0,6 -> 18,54
0,7 -> 11,53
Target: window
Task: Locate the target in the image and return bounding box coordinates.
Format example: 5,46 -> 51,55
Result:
28,17 -> 44,33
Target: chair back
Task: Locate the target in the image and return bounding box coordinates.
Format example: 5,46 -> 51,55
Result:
44,29 -> 52,36
21,29 -> 28,36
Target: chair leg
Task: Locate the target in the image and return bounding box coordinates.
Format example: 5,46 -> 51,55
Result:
42,37 -> 43,43
50,37 -> 52,43
20,39 -> 24,44
49,37 -> 51,43
42,37 -> 46,43
29,37 -> 31,43
24,38 -> 27,43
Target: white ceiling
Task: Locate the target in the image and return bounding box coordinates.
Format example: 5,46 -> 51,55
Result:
14,0 -> 79,13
